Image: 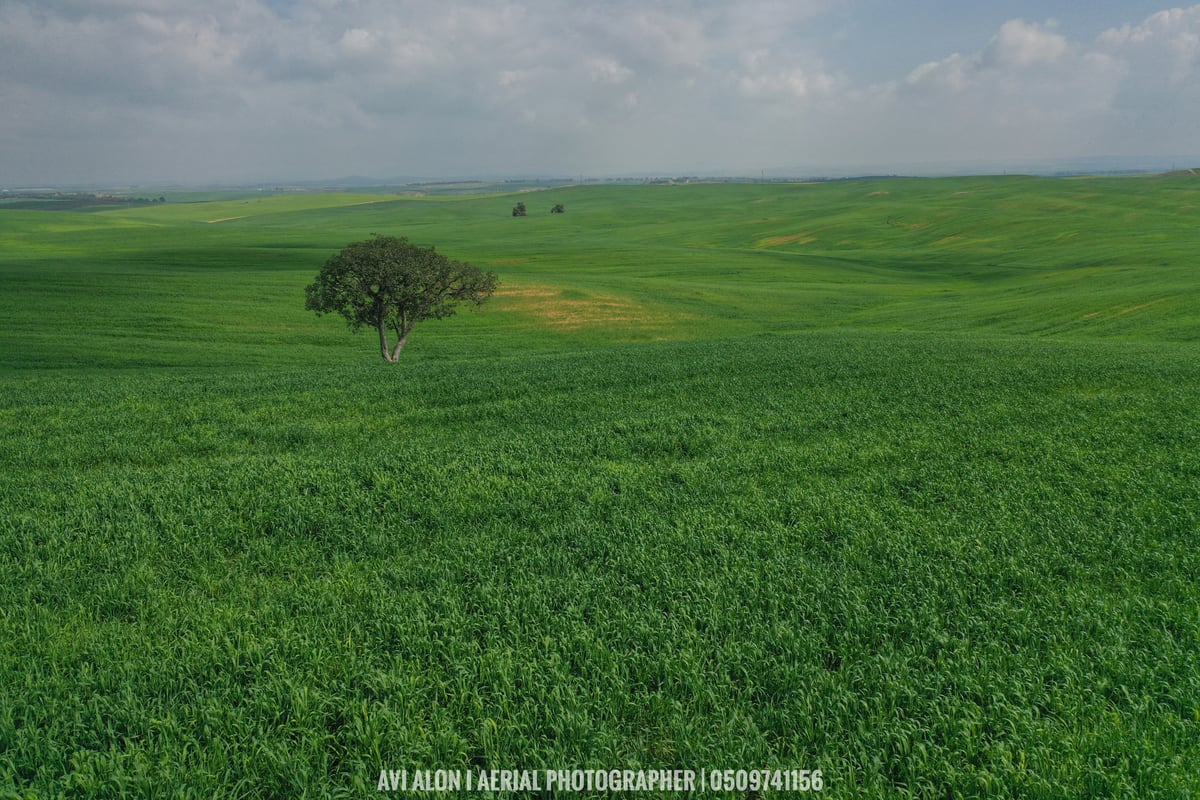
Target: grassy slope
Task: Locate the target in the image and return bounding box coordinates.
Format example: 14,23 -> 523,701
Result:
1,177 -> 1198,798
3,175 -> 1197,370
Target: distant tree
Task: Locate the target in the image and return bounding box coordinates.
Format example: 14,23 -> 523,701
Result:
512,201 -> 527,217
551,204 -> 565,214
305,235 -> 498,362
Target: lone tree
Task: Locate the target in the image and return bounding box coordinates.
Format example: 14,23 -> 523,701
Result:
305,236 -> 498,362
512,201 -> 527,217
551,204 -> 565,214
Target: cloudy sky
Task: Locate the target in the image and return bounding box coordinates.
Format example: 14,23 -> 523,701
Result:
2,0 -> 1198,185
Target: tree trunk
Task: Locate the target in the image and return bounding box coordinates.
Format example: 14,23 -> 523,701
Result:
388,326 -> 411,361
378,320 -> 398,362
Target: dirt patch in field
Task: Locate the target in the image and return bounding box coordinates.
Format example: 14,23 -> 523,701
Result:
757,233 -> 816,248
1083,299 -> 1165,320
496,284 -> 680,331
868,191 -> 890,196
1115,299 -> 1165,315
206,216 -> 246,224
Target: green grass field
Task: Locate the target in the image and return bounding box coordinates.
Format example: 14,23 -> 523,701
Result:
1,176 -> 1198,798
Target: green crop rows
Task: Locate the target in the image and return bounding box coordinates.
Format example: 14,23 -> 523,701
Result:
1,176 -> 1198,798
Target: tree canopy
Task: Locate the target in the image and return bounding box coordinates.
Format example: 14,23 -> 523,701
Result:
305,236 -> 498,362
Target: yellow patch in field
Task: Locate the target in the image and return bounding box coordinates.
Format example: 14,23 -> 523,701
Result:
1083,299 -> 1165,320
1115,299 -> 1164,315
757,233 -> 816,248
932,235 -> 966,246
495,284 -> 680,331
206,216 -> 246,224
868,191 -> 890,196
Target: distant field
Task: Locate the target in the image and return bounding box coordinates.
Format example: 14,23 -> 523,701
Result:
2,175 -> 1198,373
1,177 -> 1198,798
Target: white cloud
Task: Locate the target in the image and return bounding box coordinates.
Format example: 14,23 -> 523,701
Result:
1,0 -> 841,180
1097,6 -> 1200,85
862,8 -> 1200,165
738,68 -> 835,100
905,53 -> 973,93
982,19 -> 1068,67
1,2 -> 1199,183
338,27 -> 377,56
734,44 -> 838,101
905,19 -> 1070,93
1100,6 -> 1200,46
587,58 -> 635,85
